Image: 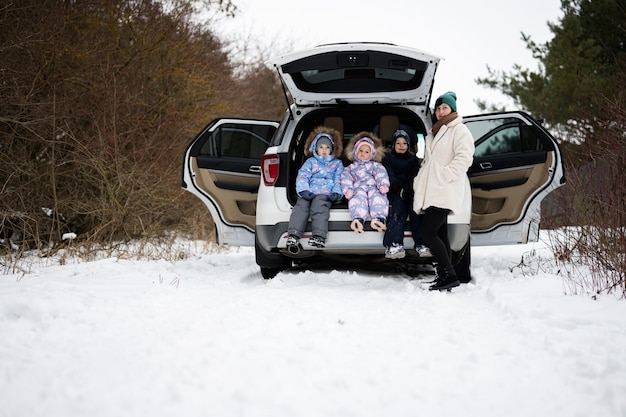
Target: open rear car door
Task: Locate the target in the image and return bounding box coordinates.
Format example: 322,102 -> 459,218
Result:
465,112 -> 565,245
182,118 -> 278,246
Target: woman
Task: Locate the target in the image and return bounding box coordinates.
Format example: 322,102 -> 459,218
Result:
413,91 -> 475,290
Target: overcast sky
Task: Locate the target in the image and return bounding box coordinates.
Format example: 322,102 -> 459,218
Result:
212,0 -> 563,115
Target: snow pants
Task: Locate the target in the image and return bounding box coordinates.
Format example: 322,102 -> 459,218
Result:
383,193 -> 425,247
348,187 -> 388,221
288,194 -> 332,238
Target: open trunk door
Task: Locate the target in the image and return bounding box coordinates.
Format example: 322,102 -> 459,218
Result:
267,42 -> 441,106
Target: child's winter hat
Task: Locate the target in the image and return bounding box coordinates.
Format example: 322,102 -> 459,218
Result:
435,91 -> 457,112
304,126 -> 343,158
309,132 -> 334,154
391,129 -> 415,147
354,137 -> 376,159
316,136 -> 333,150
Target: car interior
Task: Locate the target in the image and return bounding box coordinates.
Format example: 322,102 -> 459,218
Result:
286,107 -> 428,207
468,120 -> 553,232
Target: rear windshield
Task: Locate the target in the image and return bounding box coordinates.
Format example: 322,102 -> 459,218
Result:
281,50 -> 430,93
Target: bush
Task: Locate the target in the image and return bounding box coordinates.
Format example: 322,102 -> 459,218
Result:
0,0 -> 243,259
544,84 -> 626,298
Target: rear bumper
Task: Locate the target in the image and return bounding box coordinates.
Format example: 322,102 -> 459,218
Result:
255,222 -> 469,253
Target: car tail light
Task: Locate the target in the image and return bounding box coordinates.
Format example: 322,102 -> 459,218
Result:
261,154 -> 280,186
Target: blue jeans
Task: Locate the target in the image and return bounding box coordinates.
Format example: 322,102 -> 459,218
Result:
383,193 -> 424,247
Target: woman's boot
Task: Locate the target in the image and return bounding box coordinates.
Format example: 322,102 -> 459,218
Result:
429,265 -> 460,291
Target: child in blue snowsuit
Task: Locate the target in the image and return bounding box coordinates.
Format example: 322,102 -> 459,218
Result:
340,132 -> 390,233
286,126 -> 344,253
382,129 -> 429,259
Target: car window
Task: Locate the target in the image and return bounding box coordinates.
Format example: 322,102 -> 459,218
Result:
467,118 -> 545,158
199,123 -> 274,159
283,51 -> 429,93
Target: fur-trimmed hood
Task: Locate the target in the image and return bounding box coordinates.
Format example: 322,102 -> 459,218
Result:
344,131 -> 386,163
304,126 -> 344,158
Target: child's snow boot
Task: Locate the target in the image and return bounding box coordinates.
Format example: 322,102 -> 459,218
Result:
370,217 -> 387,232
286,235 -> 300,254
308,235 -> 326,248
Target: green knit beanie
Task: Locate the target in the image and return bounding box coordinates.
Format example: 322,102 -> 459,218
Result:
435,91 -> 457,112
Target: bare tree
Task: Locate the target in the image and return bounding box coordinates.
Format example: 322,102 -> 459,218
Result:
0,0 -> 237,253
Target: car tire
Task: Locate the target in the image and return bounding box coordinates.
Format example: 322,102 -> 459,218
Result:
452,240 -> 472,284
260,257 -> 292,280
260,266 -> 281,279
255,235 -> 291,279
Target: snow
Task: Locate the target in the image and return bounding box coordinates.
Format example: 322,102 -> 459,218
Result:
1,233 -> 625,417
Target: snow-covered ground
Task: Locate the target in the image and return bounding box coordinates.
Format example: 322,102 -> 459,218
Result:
1,233 -> 625,417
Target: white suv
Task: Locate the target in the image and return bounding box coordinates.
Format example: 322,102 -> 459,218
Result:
182,42 -> 565,281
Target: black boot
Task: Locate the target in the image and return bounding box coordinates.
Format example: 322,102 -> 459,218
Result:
429,265 -> 460,291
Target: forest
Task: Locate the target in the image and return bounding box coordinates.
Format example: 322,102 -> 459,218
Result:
0,0 -> 285,249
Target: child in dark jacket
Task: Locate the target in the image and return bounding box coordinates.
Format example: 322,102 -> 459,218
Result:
382,129 -> 430,259
286,126 -> 344,253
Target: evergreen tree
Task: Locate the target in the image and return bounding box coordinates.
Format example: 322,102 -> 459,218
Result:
478,0 -> 626,294
476,0 -> 626,127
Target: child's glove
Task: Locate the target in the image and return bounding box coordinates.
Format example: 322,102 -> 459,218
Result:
344,190 -> 354,200
379,185 -> 389,194
299,190 -> 315,201
329,193 -> 343,201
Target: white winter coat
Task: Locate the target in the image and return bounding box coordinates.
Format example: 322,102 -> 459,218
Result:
413,115 -> 475,215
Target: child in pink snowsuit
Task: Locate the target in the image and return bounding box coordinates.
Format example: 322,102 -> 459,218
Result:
341,132 -> 390,233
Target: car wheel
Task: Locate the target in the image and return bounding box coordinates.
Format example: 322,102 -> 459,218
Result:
260,266 -> 281,279
452,241 -> 472,283
255,235 -> 291,279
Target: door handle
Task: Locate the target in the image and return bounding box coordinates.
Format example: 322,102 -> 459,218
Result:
479,162 -> 492,169
249,165 -> 261,173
